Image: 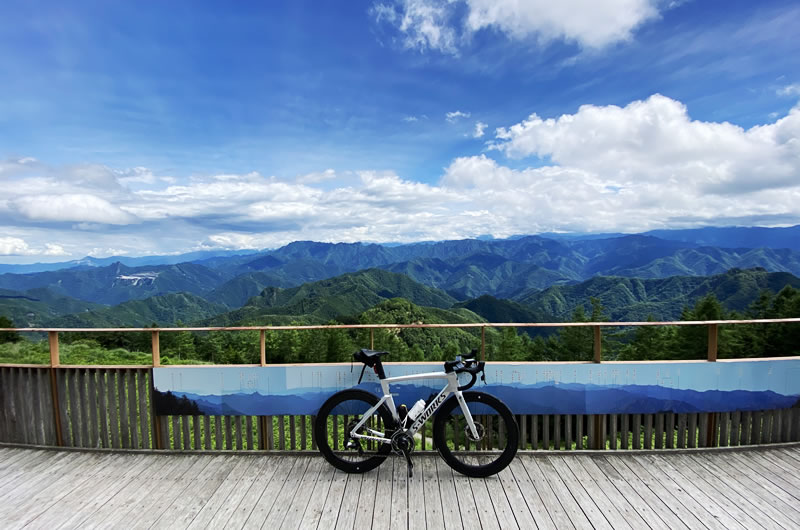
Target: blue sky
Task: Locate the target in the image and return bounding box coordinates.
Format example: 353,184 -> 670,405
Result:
1,0 -> 800,262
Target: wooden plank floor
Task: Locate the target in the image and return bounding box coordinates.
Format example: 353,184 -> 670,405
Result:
1,446 -> 799,529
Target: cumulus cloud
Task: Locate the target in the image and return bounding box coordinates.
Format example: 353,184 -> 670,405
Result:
492,94 -> 800,195
372,0 -> 663,54
0,237 -> 35,256
43,244 -> 68,256
0,237 -> 68,256
473,121 -> 488,138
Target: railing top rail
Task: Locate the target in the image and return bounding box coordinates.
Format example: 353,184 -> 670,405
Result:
6,317 -> 800,332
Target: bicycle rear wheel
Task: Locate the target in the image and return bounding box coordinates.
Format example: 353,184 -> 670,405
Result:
314,389 -> 395,473
432,391 -> 518,477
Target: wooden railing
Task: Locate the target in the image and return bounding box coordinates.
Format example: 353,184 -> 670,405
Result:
12,317 -> 800,365
1,319 -> 800,452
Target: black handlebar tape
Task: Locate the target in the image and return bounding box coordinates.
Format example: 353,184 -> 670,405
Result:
457,371 -> 478,391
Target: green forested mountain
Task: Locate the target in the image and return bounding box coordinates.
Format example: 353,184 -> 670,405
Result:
454,295 -> 547,323
0,262 -> 225,305
515,268 -> 800,321
205,269 -> 458,325
3,233 -> 800,308
45,293 -> 227,327
0,288 -> 102,327
386,256 -> 573,299
610,247 -> 800,278
206,272 -> 294,307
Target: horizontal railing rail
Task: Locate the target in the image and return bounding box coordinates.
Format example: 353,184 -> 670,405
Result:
5,317 -> 800,367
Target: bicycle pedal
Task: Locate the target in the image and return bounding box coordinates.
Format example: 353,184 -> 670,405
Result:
403,451 -> 414,478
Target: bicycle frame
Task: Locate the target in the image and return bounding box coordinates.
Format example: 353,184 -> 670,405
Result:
348,370 -> 480,445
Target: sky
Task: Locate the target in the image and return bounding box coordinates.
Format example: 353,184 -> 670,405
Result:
1,0 -> 800,263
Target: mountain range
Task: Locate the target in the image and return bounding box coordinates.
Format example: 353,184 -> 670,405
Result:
1,226 -> 800,328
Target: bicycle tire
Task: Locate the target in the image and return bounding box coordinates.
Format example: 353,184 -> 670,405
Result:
432,391 -> 518,477
314,389 -> 395,473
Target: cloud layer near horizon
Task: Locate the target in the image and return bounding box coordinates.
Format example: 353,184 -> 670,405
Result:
2,94 -> 799,260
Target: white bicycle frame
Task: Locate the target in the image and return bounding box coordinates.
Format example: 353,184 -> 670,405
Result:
348,369 -> 480,445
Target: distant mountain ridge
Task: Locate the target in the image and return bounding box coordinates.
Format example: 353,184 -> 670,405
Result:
515,268 -> 800,321
3,234 -> 800,308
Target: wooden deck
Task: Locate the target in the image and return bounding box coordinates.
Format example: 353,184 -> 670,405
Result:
1,446 -> 799,529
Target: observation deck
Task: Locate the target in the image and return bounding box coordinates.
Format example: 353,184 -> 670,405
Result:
1,445 -> 799,529
1,320 -> 799,528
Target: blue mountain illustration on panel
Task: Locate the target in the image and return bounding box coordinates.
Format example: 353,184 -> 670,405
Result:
157,382 -> 799,416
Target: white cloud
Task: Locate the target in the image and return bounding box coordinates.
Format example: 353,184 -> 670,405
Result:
372,0 -> 663,54
4,95 -> 800,261
43,244 -> 68,256
372,0 -> 458,54
463,0 -> 661,48
493,94 -> 800,194
403,115 -> 419,122
0,237 -> 69,256
12,194 -> 138,225
0,237 -> 35,256
296,169 -> 337,184
473,121 -> 488,138
446,110 -> 471,122
87,247 -> 129,257
778,83 -> 800,96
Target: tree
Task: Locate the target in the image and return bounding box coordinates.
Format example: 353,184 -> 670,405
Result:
618,315 -> 673,360
0,316 -> 21,343
555,305 -> 593,361
498,327 -> 525,361
674,294 -> 726,360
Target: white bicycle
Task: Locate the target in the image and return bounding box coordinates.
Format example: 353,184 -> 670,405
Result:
314,349 -> 519,478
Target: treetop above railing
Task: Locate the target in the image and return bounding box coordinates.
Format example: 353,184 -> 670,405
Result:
2,318 -> 798,368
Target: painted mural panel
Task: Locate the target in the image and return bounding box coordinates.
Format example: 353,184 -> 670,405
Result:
153,359 -> 800,416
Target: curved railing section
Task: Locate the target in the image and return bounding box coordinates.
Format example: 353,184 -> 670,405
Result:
1,319 -> 799,452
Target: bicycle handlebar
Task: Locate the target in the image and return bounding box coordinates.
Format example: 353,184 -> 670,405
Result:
444,357 -> 486,391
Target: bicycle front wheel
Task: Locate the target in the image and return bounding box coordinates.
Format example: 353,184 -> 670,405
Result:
314,389 -> 396,474
432,391 -> 518,477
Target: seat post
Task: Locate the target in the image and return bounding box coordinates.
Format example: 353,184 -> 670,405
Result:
374,360 -> 386,380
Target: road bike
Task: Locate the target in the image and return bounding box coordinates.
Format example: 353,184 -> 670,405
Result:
313,348 -> 519,478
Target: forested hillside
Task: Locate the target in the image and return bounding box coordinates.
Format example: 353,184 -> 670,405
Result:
3,231 -> 800,307
2,229 -> 800,366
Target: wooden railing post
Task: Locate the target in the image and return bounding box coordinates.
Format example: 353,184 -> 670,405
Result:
707,324 -> 718,362
260,330 -> 266,366
48,331 -> 60,367
481,326 -> 486,362
152,330 -> 161,367
47,331 -> 65,445
370,329 -> 374,350
593,326 -> 602,363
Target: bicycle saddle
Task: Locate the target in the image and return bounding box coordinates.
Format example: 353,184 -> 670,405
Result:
353,348 -> 390,367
